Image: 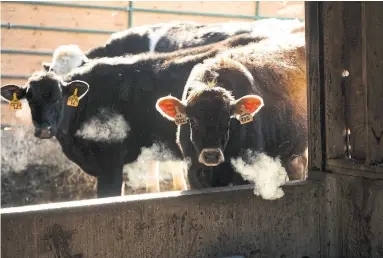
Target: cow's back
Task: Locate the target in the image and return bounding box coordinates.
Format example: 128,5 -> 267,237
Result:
228,33 -> 307,161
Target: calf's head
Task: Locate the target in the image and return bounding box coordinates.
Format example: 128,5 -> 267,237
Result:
42,45 -> 88,76
156,87 -> 264,166
1,72 -> 89,139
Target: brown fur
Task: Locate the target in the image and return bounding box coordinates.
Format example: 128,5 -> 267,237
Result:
178,32 -> 308,181
214,32 -> 307,117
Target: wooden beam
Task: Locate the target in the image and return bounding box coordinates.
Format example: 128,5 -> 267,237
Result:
305,1 -> 326,171
341,3 -> 366,160
327,159 -> 383,179
361,2 -> 383,165
1,184 -> 321,258
322,2 -> 348,160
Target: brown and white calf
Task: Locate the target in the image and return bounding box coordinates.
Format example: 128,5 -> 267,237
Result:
156,32 -> 308,188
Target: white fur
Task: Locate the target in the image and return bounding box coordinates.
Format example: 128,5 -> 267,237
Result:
75,108 -> 129,143
50,45 -> 88,75
231,151 -> 289,200
148,25 -> 171,52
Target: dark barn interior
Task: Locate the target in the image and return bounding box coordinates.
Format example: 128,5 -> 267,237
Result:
1,2 -> 383,258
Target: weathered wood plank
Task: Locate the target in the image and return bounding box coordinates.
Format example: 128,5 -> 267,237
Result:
339,176 -> 383,257
1,184 -> 321,258
305,1 -> 326,171
319,173 -> 342,258
1,28 -> 110,53
327,159 -> 383,179
323,2 -> 348,159
1,3 -> 128,31
341,3 -> 367,160
320,173 -> 383,258
1,53 -> 51,76
361,2 -> 383,165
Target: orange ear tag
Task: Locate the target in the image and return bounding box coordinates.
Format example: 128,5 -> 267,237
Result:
9,92 -> 22,110
67,88 -> 79,107
239,105 -> 253,125
174,106 -> 188,126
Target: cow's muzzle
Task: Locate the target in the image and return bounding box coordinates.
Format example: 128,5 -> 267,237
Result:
34,126 -> 53,139
198,148 -> 225,166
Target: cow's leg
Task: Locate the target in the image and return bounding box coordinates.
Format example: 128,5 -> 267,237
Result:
97,166 -> 124,198
146,160 -> 160,193
171,161 -> 188,191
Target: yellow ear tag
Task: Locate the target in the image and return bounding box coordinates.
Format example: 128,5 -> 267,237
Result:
67,88 -> 79,107
174,106 -> 188,126
239,105 -> 253,125
9,92 -> 22,110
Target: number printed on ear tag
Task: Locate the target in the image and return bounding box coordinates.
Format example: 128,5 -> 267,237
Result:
239,105 -> 253,125
9,92 -> 22,110
67,88 -> 79,107
174,106 -> 188,126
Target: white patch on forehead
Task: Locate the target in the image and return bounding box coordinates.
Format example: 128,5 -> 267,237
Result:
51,45 -> 88,75
75,108 -> 129,143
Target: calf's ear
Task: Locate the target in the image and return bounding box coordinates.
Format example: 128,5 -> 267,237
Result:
1,84 -> 27,102
231,95 -> 264,119
42,62 -> 52,72
62,80 -> 90,100
156,96 -> 186,121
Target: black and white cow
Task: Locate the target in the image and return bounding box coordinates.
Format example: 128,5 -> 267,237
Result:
1,33 -> 265,198
42,19 -> 304,75
155,32 -> 308,189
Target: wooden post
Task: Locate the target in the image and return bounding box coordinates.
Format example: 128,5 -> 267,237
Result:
305,1 -> 326,171
361,2 -> 383,165
322,2 -> 348,160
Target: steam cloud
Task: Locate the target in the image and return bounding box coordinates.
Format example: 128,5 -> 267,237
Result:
123,143 -> 186,190
1,127 -> 79,173
231,150 -> 289,200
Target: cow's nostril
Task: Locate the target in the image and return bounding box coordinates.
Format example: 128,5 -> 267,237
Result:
199,148 -> 224,166
203,150 -> 220,162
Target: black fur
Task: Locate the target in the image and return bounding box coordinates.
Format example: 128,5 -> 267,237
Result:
5,34 -> 264,198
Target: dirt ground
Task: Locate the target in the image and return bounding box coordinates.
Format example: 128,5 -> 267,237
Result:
1,126 -> 175,208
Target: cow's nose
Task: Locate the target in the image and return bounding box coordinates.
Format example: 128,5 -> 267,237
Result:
34,126 -> 52,139
199,148 -> 225,166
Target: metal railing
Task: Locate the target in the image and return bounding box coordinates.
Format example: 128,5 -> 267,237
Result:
1,1 -> 304,80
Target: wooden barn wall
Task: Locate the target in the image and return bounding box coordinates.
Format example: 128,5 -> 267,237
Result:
306,1 -> 383,178
323,1 -> 383,166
